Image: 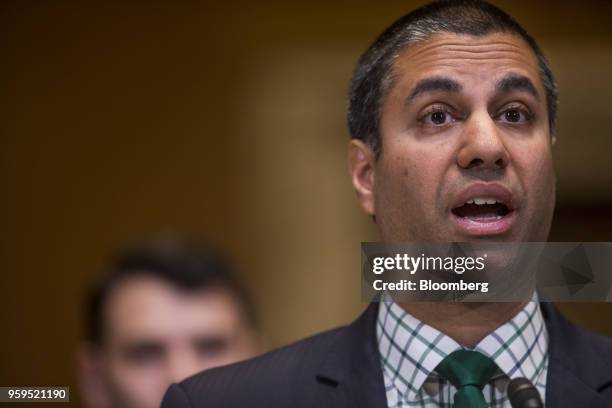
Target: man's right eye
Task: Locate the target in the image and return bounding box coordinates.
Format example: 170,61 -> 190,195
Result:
418,105 -> 457,127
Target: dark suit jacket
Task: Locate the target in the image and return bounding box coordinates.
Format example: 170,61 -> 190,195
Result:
162,303 -> 612,407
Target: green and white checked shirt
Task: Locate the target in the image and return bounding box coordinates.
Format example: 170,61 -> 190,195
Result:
377,294 -> 548,407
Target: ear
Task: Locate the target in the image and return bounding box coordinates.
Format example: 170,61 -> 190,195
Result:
76,344 -> 112,408
348,139 -> 376,216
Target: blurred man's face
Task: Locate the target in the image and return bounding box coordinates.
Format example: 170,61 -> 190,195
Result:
350,32 -> 556,242
80,276 -> 258,408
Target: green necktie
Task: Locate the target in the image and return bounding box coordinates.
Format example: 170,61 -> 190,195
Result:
435,350 -> 498,408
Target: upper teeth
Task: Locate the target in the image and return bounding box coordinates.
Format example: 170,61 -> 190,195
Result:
467,198 -> 498,205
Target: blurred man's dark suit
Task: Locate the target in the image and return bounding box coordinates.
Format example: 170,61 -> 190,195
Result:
162,303 -> 612,408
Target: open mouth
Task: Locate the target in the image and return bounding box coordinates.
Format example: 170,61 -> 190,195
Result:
451,198 -> 512,221
450,183 -> 517,236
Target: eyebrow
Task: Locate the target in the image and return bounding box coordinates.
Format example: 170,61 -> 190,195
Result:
405,76 -> 462,105
404,74 -> 540,107
496,74 -> 539,99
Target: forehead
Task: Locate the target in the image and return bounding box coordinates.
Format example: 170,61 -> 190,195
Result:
389,32 -> 543,96
103,276 -> 242,343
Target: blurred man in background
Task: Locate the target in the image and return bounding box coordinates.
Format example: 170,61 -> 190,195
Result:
77,238 -> 259,408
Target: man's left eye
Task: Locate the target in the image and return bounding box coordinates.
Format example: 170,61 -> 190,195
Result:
499,108 -> 531,123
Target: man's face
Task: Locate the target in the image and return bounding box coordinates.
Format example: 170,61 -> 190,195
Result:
80,276 -> 257,408
351,32 -> 556,242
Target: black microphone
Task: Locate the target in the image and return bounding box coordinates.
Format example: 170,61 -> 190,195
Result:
507,377 -> 543,408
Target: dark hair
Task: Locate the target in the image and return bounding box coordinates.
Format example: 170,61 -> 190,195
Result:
85,238 -> 257,345
347,0 -> 557,156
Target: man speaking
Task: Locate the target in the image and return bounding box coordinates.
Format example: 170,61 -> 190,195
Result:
162,1 -> 612,406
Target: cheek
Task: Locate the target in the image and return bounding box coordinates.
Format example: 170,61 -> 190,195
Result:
384,140 -> 451,199
516,141 -> 556,240
375,141 -> 450,225
517,141 -> 554,185
107,361 -> 167,407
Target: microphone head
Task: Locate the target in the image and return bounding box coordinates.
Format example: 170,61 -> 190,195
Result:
507,377 -> 543,408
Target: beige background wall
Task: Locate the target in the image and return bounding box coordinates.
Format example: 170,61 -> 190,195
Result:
1,1 -> 611,406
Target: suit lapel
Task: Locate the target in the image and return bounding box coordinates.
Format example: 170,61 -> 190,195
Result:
314,303 -> 388,408
546,357 -> 611,407
542,302 -> 612,407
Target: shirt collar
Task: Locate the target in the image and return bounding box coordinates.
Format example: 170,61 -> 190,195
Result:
376,293 -> 548,402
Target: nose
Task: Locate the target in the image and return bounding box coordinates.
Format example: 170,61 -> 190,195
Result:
456,112 -> 509,171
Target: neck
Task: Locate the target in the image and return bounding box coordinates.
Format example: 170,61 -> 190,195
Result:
397,301 -> 526,348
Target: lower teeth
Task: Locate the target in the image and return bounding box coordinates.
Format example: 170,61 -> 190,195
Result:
467,215 -> 503,221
